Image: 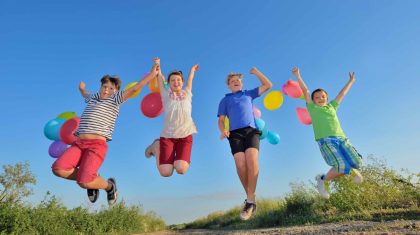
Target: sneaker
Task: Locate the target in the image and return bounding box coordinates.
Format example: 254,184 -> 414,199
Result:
351,169 -> 363,184
106,178 -> 118,206
145,139 -> 159,158
87,189 -> 99,203
316,174 -> 330,199
239,200 -> 257,221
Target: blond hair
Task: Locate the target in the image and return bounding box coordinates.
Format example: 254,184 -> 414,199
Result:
226,73 -> 243,85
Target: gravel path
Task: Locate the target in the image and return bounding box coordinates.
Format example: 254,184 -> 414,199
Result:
143,220 -> 420,234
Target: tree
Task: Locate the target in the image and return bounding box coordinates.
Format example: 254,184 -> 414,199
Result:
0,162 -> 36,204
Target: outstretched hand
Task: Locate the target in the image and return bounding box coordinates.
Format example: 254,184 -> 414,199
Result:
79,82 -> 86,90
191,64 -> 199,72
292,67 -> 300,77
250,67 -> 259,75
349,72 -> 355,82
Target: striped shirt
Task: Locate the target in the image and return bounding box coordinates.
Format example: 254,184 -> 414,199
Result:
75,91 -> 125,141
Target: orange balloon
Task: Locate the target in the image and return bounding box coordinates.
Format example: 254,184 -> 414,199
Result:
148,77 -> 160,93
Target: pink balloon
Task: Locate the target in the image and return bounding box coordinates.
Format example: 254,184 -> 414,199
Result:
281,84 -> 288,96
296,107 -> 312,125
141,92 -> 163,118
252,105 -> 261,118
60,117 -> 80,145
283,80 -> 303,98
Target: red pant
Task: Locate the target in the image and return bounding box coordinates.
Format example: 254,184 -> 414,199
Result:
159,135 -> 193,165
52,139 -> 107,183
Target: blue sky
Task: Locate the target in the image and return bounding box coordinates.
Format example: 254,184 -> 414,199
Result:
1,0 -> 419,224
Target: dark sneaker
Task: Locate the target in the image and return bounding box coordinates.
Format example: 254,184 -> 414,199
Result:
239,200 -> 257,220
145,139 -> 159,158
106,178 -> 118,206
87,189 -> 99,203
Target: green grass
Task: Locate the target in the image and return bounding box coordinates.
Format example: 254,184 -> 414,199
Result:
0,194 -> 166,234
183,156 -> 420,230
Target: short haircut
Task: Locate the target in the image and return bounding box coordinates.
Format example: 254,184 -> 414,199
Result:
167,70 -> 183,83
226,73 -> 243,85
101,75 -> 122,90
311,88 -> 328,101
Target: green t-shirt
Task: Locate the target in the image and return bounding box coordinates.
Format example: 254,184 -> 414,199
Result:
306,100 -> 346,140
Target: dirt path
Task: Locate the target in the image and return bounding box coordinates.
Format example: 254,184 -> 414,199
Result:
144,220 -> 420,234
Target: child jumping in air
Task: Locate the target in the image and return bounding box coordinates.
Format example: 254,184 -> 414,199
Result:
292,67 -> 363,199
52,60 -> 159,205
217,68 -> 272,220
144,58 -> 198,177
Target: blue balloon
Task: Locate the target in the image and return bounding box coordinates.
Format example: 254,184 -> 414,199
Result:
260,126 -> 268,140
44,118 -> 66,140
267,131 -> 280,145
255,118 -> 265,131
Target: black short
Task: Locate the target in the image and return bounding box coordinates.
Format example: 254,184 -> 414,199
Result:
228,127 -> 261,155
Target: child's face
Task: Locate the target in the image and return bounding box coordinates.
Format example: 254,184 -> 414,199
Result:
99,81 -> 117,99
228,76 -> 243,93
169,74 -> 183,93
312,91 -> 328,106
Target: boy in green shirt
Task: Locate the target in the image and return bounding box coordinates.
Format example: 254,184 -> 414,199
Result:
292,67 -> 363,199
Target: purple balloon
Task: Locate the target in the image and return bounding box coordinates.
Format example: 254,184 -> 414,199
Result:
48,141 -> 68,158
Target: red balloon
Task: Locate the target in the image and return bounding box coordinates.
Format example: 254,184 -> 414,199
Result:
283,80 -> 303,98
296,107 -> 312,125
60,117 -> 80,144
141,92 -> 163,118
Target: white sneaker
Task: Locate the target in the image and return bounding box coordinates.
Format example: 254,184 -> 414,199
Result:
351,169 -> 363,184
316,174 -> 330,199
144,139 -> 159,158
239,200 -> 257,221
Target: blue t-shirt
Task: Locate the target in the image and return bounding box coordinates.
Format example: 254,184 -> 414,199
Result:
217,87 -> 260,131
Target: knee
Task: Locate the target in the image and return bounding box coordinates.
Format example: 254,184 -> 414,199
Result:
52,168 -> 65,178
159,168 -> 173,177
77,182 -> 89,189
175,166 -> 188,175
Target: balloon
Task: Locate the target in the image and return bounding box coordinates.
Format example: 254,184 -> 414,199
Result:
44,118 -> 66,140
281,84 -> 288,96
148,77 -> 160,93
283,80 -> 303,98
48,140 -> 68,158
124,82 -> 141,98
252,105 -> 261,118
224,117 -> 229,130
263,91 -> 283,110
255,118 -> 265,131
299,94 -> 305,100
260,126 -> 268,140
164,81 -> 170,90
296,107 -> 312,125
141,92 -> 163,118
267,131 -> 280,145
60,117 -> 80,145
57,112 -> 77,120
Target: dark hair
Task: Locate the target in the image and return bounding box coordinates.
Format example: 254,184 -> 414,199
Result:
167,70 -> 183,83
101,75 -> 122,90
311,88 -> 328,101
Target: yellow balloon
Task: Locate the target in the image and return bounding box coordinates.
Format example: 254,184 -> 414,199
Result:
263,91 -> 283,110
224,117 -> 229,130
124,82 -> 141,98
57,111 -> 76,120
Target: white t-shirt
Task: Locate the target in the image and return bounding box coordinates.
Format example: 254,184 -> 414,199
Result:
160,89 -> 197,138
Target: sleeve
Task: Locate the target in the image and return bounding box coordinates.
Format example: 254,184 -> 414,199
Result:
217,98 -> 227,117
245,87 -> 260,100
84,93 -> 99,103
113,91 -> 125,105
330,100 -> 340,110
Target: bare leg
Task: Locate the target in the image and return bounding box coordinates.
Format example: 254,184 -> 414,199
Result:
244,148 -> 259,201
78,175 -> 111,190
233,152 -> 248,196
52,168 -> 78,180
174,160 -> 189,174
325,168 -> 345,181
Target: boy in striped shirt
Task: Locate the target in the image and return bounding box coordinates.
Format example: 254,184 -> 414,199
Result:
52,62 -> 159,205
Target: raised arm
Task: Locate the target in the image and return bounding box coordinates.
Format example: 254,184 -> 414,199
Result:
292,67 -> 311,104
185,64 -> 199,92
79,82 -> 90,98
251,67 -> 272,96
122,61 -> 159,101
334,72 -> 356,104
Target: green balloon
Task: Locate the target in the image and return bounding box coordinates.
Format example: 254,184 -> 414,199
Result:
57,112 -> 77,120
